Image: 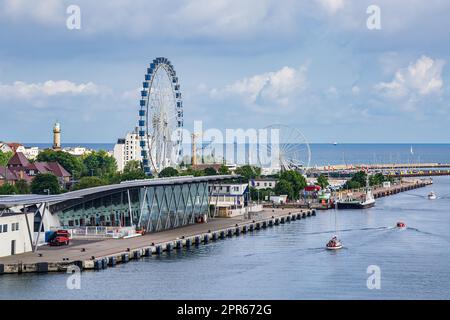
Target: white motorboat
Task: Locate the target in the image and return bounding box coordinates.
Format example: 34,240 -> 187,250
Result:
326,236 -> 343,250
428,191 -> 437,200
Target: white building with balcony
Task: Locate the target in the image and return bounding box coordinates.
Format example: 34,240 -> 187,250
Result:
208,183 -> 250,217
113,128 -> 144,172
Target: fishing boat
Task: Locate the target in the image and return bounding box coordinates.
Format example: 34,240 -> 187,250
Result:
428,191 -> 437,200
336,174 -> 375,209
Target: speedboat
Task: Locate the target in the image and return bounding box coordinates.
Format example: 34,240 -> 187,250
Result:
428,191 -> 437,200
396,222 -> 406,229
326,236 -> 343,250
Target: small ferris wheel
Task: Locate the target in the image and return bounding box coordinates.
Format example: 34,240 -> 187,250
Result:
257,124 -> 311,172
138,57 -> 183,176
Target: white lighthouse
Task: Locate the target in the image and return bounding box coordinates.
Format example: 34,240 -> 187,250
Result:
53,122 -> 61,151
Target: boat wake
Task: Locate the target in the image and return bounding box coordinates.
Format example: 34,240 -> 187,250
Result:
300,226 -> 388,236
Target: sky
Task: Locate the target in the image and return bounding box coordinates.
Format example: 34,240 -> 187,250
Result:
0,0 -> 449,144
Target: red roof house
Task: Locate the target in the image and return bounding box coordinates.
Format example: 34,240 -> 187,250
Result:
0,152 -> 71,187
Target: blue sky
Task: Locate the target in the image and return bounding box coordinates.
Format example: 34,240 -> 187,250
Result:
0,0 -> 449,144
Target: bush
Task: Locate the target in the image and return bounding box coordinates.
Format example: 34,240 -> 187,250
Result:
158,167 -> 179,178
72,176 -> 107,191
0,183 -> 18,195
203,167 -> 218,176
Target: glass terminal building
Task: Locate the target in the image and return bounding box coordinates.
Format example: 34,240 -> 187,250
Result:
45,175 -> 235,233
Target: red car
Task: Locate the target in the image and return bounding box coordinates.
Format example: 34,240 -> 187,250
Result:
49,230 -> 70,246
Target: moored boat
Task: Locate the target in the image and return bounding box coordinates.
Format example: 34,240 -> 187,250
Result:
336,174 -> 375,209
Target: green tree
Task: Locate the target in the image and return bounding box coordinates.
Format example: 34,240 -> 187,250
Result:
218,164 -> 230,175
37,149 -> 84,178
72,176 -> 107,191
15,179 -> 30,194
0,150 -> 13,166
180,167 -> 205,177
31,173 -> 60,194
158,167 -> 179,178
279,170 -> 307,199
370,173 -> 386,186
203,167 -> 218,176
0,183 -> 18,195
344,180 -> 361,190
235,165 -> 261,181
317,174 -> 329,190
120,160 -> 147,182
273,180 -> 294,200
249,187 -> 273,202
344,171 -> 368,189
82,150 -> 117,178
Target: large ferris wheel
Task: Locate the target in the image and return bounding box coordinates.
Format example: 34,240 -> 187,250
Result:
138,57 -> 183,176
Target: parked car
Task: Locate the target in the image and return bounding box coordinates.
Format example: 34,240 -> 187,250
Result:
48,230 -> 70,246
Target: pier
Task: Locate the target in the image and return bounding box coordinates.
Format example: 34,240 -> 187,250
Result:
340,178 -> 433,201
0,208 -> 316,274
310,163 -> 450,178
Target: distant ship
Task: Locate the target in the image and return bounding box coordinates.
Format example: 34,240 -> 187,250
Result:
333,142 -> 338,146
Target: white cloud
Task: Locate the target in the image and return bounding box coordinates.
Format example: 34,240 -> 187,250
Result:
327,86 -> 338,96
0,80 -> 103,100
375,55 -> 445,99
351,86 -> 360,95
2,0 -> 64,25
315,0 -> 345,15
0,0 -> 304,40
210,65 -> 308,109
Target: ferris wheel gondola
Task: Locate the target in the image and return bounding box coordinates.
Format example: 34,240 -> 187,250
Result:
138,57 -> 183,176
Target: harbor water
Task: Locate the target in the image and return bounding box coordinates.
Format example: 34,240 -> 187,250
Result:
1,177 -> 450,300
25,143 -> 450,166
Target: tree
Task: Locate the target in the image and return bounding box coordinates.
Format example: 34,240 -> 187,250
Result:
317,174 -> 329,190
0,183 -> 17,195
235,165 -> 261,181
180,167 -> 204,177
279,170 -> 307,199
273,180 -> 294,200
249,187 -> 273,202
120,160 -> 147,182
31,173 -> 60,194
203,167 -> 218,176
158,167 -> 179,178
0,150 -> 13,166
15,179 -> 30,194
218,164 -> 230,175
370,173 -> 386,186
37,149 -> 84,178
82,150 -> 117,178
344,171 -> 367,189
72,176 -> 107,191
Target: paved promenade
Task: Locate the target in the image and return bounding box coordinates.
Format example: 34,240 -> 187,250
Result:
0,209 -> 296,266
